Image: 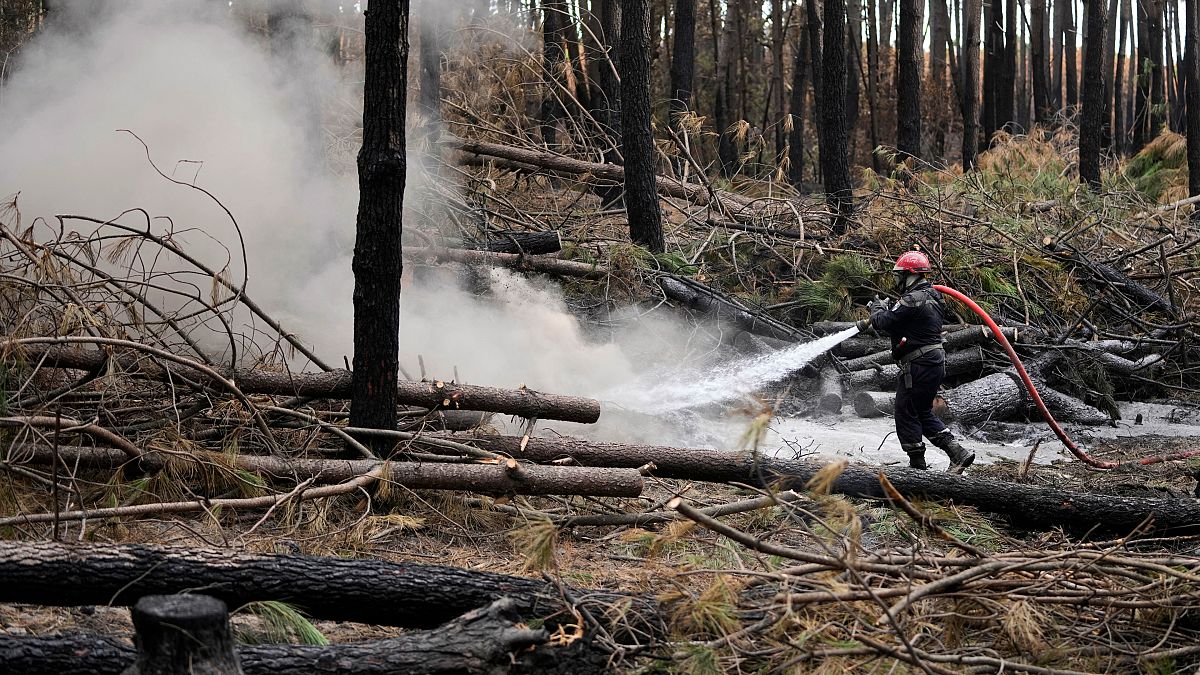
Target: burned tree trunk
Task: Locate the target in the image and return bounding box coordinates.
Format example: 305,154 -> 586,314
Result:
820,0 -> 855,232
819,366 -> 844,412
0,542 -> 660,633
620,0 -> 665,252
1079,0 -> 1108,189
463,230 -> 563,255
123,595 -> 242,675
351,1 -> 409,446
0,599 -> 605,675
896,0 -> 923,159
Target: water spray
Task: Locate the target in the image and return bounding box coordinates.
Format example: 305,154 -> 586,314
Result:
933,285 -> 1200,469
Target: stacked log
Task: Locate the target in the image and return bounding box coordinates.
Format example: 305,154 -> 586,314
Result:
841,325 -> 1132,428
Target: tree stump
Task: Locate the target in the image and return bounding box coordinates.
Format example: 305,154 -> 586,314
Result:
121,594 -> 242,675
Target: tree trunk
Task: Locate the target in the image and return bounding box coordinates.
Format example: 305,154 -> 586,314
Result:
594,0 -> 624,205
820,0 -> 855,232
417,5 -> 442,124
770,0 -> 787,156
845,0 -> 863,158
960,0 -> 983,166
789,11 -> 811,187
1188,0 -> 1200,197
0,599 -> 607,675
1101,0 -> 1119,141
982,0 -> 1005,139
8,444 -> 645,499
463,230 -> 563,255
806,0 -> 826,141
0,542 -> 660,632
819,366 -> 844,412
463,435 -> 1200,532
896,0 -> 923,159
122,595 -> 241,675
1149,0 -> 1167,138
716,2 -> 739,175
1079,0 -> 1108,189
621,0 -> 666,253
16,345 -> 603,424
669,0 -> 696,128
1114,0 -> 1130,152
540,0 -> 570,146
928,0 -> 951,158
1031,0 -> 1052,121
1065,0 -> 1078,106
351,1 -> 409,444
1000,0 -> 1017,128
1053,0 -> 1066,108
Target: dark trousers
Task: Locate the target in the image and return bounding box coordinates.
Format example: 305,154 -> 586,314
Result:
895,353 -> 947,449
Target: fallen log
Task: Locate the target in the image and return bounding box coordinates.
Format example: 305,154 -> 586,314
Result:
0,599 -> 605,675
450,136 -> 757,213
818,367 -> 843,413
406,246 -> 608,280
844,346 -> 986,390
1044,238 -> 1179,315
464,230 -> 562,255
659,275 -> 812,343
853,383 -> 1108,426
458,434 -> 1200,532
5,445 -> 644,498
0,542 -> 661,634
841,327 -> 1018,371
8,344 -> 602,424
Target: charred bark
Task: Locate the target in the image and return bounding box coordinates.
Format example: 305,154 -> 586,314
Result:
1079,0 -> 1108,189
620,0 -> 666,253
1187,0 -> 1200,198
351,1 -> 409,445
463,230 -> 563,255
820,0 -> 854,231
0,542 -> 661,633
896,0 -> 923,159
658,275 -> 814,342
123,595 -> 241,675
0,599 -> 607,675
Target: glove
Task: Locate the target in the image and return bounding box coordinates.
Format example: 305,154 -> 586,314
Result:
855,318 -> 872,332
867,295 -> 890,314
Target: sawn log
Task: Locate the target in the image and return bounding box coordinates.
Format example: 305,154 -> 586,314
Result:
458,434 -> 1200,532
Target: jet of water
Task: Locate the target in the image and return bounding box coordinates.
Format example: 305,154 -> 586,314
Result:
603,326 -> 861,414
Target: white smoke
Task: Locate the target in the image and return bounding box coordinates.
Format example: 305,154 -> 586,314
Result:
0,0 -> 730,443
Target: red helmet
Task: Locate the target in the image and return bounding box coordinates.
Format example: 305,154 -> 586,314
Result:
893,251 -> 931,274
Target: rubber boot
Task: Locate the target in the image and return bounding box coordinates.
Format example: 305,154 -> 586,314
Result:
901,443 -> 928,470
930,431 -> 975,474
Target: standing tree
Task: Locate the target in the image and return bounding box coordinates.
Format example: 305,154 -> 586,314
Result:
539,0 -> 570,146
417,5 -> 442,125
1031,0 -> 1052,122
668,0 -> 696,128
351,0 -> 409,446
960,0 -> 983,167
1079,0 -> 1108,188
896,0 -> 923,160
821,0 -> 854,232
620,0 -> 665,252
1186,0 -> 1200,198
789,10 -> 811,188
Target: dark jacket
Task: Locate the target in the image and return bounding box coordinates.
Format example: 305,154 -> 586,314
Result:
868,281 -> 945,359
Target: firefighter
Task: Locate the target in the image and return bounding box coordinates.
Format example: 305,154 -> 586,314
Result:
855,251 -> 975,473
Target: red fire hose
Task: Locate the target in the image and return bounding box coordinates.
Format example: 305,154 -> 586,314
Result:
933,285 -> 1200,469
